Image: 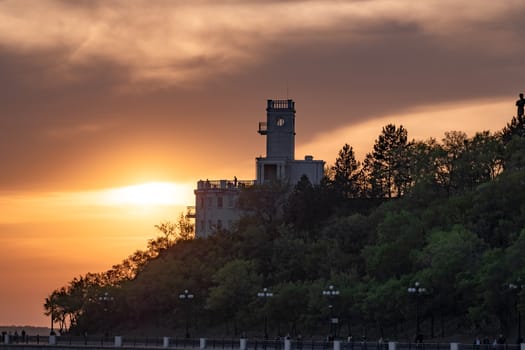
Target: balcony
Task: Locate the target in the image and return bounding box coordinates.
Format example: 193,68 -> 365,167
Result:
258,122 -> 267,135
196,179 -> 255,190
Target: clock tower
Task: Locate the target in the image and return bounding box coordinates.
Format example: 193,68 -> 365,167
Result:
258,99 -> 296,159
191,98 -> 324,237
256,99 -> 322,185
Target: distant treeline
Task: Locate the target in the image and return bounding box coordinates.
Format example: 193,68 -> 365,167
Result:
45,113 -> 525,341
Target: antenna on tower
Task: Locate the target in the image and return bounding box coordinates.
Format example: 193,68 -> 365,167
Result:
286,80 -> 289,99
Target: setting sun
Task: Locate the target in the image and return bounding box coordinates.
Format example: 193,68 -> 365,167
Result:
102,182 -> 194,206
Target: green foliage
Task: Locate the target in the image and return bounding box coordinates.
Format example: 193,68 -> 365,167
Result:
364,124 -> 410,198
283,175 -> 332,233
330,143 -> 362,198
501,114 -> 525,143
206,259 -> 262,334
237,180 -> 290,227
363,210 -> 424,281
269,282 -> 310,336
46,115 -> 525,339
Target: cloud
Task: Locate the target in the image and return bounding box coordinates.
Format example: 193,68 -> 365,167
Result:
298,97 -> 513,165
1,0 -> 522,87
0,0 -> 524,191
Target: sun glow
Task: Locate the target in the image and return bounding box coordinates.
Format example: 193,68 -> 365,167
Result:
103,182 -> 194,206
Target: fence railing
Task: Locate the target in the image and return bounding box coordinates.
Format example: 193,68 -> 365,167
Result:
1,336 -> 524,350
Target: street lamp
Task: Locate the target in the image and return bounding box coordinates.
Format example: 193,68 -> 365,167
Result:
509,279 -> 524,344
99,292 -> 114,311
179,289 -> 194,338
99,292 -> 114,336
322,285 -> 340,340
257,287 -> 274,339
408,282 -> 426,342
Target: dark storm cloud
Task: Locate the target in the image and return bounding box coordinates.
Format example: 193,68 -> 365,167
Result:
0,45 -> 261,189
1,0 -> 524,190
216,16 -> 525,136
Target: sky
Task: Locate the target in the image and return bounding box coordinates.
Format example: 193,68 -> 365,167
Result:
1,0 -> 524,327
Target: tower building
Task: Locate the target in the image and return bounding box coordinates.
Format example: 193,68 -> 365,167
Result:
190,99 -> 324,238
256,99 -> 323,185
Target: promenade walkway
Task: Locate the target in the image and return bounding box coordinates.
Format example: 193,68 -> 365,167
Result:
1,335 -> 523,350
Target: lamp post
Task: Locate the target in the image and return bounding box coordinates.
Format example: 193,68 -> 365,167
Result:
322,285 -> 340,339
179,289 -> 194,338
509,279 -> 524,344
257,288 -> 274,339
99,292 -> 114,337
408,282 -> 426,342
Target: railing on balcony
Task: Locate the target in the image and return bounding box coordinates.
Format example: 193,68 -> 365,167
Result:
267,99 -> 294,110
197,179 -> 255,190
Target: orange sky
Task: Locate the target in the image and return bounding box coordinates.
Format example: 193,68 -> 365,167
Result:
1,0 -> 524,326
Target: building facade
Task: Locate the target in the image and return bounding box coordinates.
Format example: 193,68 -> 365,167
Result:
191,99 -> 324,238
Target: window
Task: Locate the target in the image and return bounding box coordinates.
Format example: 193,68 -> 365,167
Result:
208,220 -> 213,230
227,195 -> 234,208
217,220 -> 222,229
207,197 -> 213,208
200,198 -> 205,208
217,196 -> 223,208
264,164 -> 278,181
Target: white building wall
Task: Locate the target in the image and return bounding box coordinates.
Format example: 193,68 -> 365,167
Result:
286,157 -> 325,185
194,180 -> 251,238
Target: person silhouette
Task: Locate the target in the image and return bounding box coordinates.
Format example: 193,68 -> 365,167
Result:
516,93 -> 525,118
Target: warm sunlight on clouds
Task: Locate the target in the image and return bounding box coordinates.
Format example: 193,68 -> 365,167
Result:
102,182 -> 194,206
0,0 -> 520,86
0,182 -> 194,224
298,98 -> 511,165
0,182 -> 194,326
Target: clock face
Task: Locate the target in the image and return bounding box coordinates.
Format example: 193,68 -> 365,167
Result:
276,117 -> 285,126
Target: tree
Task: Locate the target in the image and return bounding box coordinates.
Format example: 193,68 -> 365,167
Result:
206,259 -> 262,335
283,175 -> 332,233
502,135 -> 525,172
470,248 -> 509,334
362,210 -> 424,281
500,113 -> 525,172
406,138 -> 441,189
361,278 -> 408,340
319,214 -> 371,275
454,131 -> 503,190
284,175 -> 316,230
418,226 -> 485,318
44,290 -> 63,333
364,124 -> 410,198
269,282 -> 310,336
435,131 -> 468,194
501,114 -> 525,144
237,180 -> 289,226
467,169 -> 525,247
154,213 -> 195,248
330,143 -> 361,199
